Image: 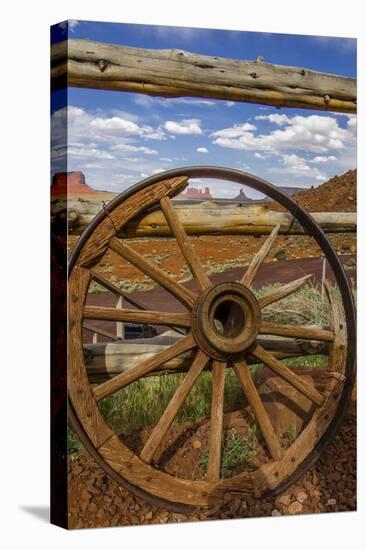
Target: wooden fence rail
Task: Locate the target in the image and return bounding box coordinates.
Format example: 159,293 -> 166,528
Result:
52,199 -> 356,237
51,39 -> 356,113
84,335 -> 329,384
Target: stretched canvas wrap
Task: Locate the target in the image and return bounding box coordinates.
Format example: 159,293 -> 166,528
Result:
50,20 -> 357,529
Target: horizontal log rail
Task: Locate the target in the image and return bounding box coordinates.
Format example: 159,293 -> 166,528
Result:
52,199 -> 356,236
51,39 -> 356,113
84,335 -> 329,384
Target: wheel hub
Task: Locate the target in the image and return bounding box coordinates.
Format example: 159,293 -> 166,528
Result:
191,282 -> 261,360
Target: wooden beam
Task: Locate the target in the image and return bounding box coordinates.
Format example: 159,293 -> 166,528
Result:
84,335 -> 329,384
93,333 -> 196,400
83,305 -> 191,327
51,200 -> 356,237
51,39 -> 356,113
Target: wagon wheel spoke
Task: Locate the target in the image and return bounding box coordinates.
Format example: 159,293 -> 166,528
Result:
93,333 -> 196,401
109,236 -> 197,308
259,321 -> 335,342
84,306 -> 191,328
83,322 -> 120,341
240,224 -> 280,287
207,361 -> 226,481
90,269 -> 145,309
258,274 -> 312,308
251,344 -> 324,406
140,350 -> 210,463
90,269 -> 186,336
233,358 -> 283,461
160,196 -> 211,292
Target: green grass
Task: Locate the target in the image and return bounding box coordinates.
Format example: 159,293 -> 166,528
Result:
68,424 -> 84,453
67,354 -> 326,453
285,422 -> 298,444
282,354 -> 328,368
97,368 -> 244,436
200,425 -> 257,477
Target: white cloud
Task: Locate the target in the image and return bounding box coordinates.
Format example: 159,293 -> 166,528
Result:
196,147 -> 208,153
68,20 -> 79,31
51,106 -> 174,191
225,101 -> 235,107
152,168 -> 165,174
164,119 -> 202,135
112,144 -> 158,155
347,116 -> 357,134
255,114 -> 290,126
80,163 -> 104,169
64,106 -> 166,142
90,116 -> 163,139
134,96 -> 215,108
211,114 -> 355,155
58,20 -> 79,33
254,152 -> 266,159
68,146 -> 115,160
165,98 -> 215,107
211,123 -> 256,140
309,155 -> 337,163
281,154 -> 311,172
270,153 -> 326,181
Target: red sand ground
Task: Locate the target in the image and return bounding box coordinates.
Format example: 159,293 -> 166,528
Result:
68,412 -> 356,528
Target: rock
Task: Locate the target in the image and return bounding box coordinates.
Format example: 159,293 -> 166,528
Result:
272,509 -> 282,516
288,501 -> 303,515
145,511 -> 153,520
193,439 -> 202,449
296,491 -> 308,504
51,171 -> 98,198
326,498 -> 337,506
88,502 -> 97,514
229,498 -> 242,514
277,494 -> 292,507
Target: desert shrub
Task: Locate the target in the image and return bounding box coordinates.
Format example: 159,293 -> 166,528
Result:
200,425 -> 257,477
274,248 -> 287,261
254,281 -> 333,326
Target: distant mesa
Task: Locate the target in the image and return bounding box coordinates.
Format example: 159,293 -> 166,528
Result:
51,171 -> 98,197
232,188 -> 252,202
183,186 -> 212,199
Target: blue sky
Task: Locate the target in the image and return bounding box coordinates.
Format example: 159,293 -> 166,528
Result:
51,20 -> 356,199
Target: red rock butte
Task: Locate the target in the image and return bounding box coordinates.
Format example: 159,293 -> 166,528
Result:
233,188 -> 251,201
183,186 -> 212,199
51,171 -> 98,197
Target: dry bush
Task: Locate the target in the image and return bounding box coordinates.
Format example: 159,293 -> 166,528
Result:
255,282 -> 333,327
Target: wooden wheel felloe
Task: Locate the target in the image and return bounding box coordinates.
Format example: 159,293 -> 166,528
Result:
68,166 -> 356,511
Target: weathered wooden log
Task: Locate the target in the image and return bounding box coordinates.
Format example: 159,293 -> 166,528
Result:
51,39 -> 356,113
84,335 -> 328,384
52,199 -> 356,236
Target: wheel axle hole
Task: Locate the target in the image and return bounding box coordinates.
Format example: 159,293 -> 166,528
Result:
213,300 -> 245,338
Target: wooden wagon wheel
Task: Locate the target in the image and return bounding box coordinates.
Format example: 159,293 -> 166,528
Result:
68,166 -> 356,511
